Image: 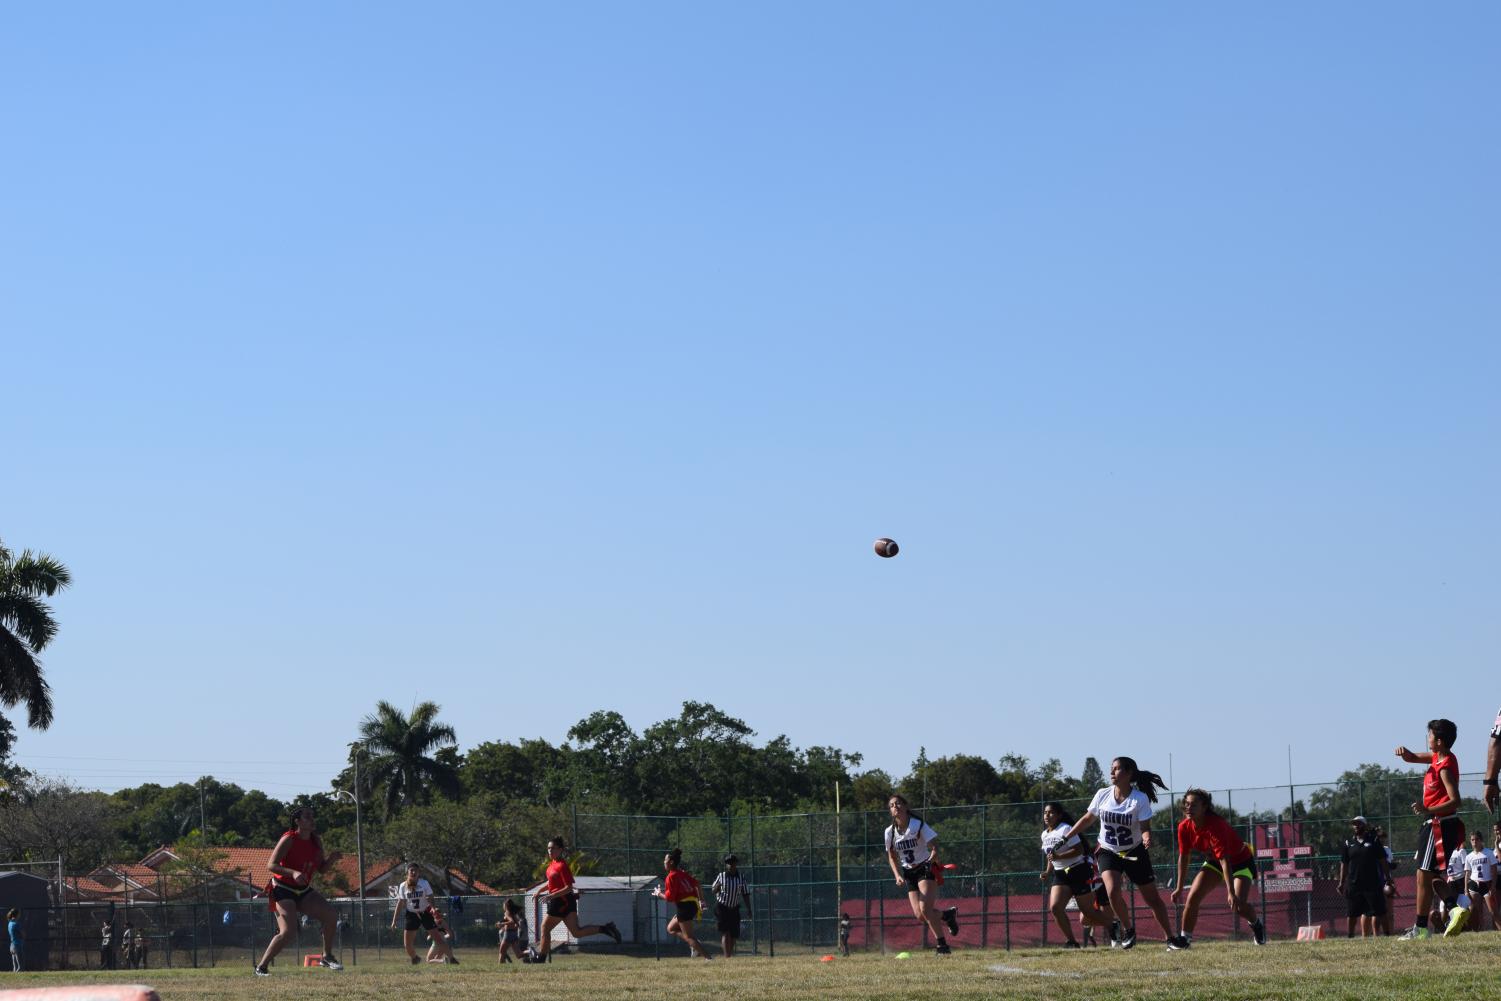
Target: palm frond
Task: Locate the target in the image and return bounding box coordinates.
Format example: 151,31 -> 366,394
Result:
0,593 -> 60,653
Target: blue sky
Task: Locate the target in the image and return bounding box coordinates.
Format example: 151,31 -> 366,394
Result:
4,2 -> 1497,802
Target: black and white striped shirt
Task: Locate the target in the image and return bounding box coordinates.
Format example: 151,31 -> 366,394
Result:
711,871 -> 750,908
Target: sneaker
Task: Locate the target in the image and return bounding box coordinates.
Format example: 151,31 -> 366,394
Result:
1166,935 -> 1191,951
1062,940 -> 1081,949
942,906 -> 960,936
253,963 -> 270,977
1251,920 -> 1266,946
603,921 -> 622,944
1398,926 -> 1431,940
1445,907 -> 1470,937
1120,927 -> 1137,950
934,942 -> 952,955
318,955 -> 343,971
1109,921 -> 1122,948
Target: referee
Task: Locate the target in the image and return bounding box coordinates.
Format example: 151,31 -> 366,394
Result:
711,855 -> 753,958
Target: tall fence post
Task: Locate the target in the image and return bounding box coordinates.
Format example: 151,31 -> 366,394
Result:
748,813 -> 758,956
980,804 -> 989,949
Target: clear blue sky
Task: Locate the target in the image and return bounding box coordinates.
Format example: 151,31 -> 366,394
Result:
4,2 -> 1497,802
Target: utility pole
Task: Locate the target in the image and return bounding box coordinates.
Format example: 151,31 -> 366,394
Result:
199,779 -> 207,837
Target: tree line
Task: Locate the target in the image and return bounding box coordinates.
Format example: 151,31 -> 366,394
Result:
0,697 -> 1452,893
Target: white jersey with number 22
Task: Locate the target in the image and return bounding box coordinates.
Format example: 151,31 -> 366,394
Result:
1088,787 -> 1153,853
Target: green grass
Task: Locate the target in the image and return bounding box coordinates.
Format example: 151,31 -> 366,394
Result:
6,938 -> 1496,1001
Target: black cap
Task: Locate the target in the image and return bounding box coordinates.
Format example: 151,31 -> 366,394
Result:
723,854 -> 738,865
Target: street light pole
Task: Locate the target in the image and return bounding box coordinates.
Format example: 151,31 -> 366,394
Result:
350,744 -> 367,932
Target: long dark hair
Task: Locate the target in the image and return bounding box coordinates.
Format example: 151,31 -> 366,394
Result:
666,848 -> 683,870
1043,801 -> 1076,827
888,792 -> 925,826
286,806 -> 324,855
1113,757 -> 1168,804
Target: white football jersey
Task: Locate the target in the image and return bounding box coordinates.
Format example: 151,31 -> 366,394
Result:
396,878 -> 434,914
1042,823 -> 1084,870
1088,787 -> 1154,853
885,817 -> 938,869
1446,848 -> 1468,881
1465,847 -> 1495,883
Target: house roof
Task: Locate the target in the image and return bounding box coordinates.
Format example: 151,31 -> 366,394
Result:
68,845 -> 504,901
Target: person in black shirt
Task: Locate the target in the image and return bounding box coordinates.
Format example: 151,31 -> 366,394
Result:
1337,816 -> 1388,938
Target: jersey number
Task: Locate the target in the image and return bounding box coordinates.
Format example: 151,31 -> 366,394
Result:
902,850 -> 915,865
1102,824 -> 1130,847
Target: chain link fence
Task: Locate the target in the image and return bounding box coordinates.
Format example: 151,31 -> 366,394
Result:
6,773 -> 1493,968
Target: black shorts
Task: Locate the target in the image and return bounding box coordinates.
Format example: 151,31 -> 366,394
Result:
502,930 -> 519,943
674,901 -> 700,923
1093,884 -> 1110,908
546,894 -> 578,919
270,883 -> 315,906
1347,888 -> 1386,918
715,902 -> 741,937
404,910 -> 437,931
900,861 -> 933,893
1469,879 -> 1491,898
1442,878 -> 1466,902
1050,862 -> 1093,897
1096,844 -> 1155,886
1415,815 -> 1465,873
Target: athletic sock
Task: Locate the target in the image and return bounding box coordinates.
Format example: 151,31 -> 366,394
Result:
1416,916 -> 1429,928
936,936 -> 947,946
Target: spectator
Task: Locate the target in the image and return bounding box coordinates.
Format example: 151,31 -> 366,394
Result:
1336,816 -> 1387,938
838,913 -> 851,957
7,908 -> 21,973
136,930 -> 149,970
99,920 -> 114,970
121,923 -> 136,969
1375,826 -> 1397,936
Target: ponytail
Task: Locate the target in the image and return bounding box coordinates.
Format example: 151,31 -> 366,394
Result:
1113,756 -> 1168,804
1183,787 -> 1217,817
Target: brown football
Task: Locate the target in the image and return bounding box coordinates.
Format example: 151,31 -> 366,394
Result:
873,538 -> 899,558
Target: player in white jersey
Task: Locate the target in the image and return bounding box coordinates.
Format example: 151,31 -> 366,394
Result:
1039,802 -> 1112,948
884,794 -> 959,955
1463,831 -> 1495,931
1060,757 -> 1175,949
390,864 -> 443,965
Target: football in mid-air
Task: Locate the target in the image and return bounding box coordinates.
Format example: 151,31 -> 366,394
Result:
873,537 -> 899,558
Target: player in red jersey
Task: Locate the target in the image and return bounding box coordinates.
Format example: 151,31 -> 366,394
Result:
254,807 -> 342,976
1168,788 -> 1265,948
652,848 -> 709,959
1396,718 -> 1462,939
532,837 -> 621,963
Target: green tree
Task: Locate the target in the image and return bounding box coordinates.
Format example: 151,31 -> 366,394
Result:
900,754 -> 1005,806
357,700 -> 460,818
0,540 -> 72,730
460,738 -> 570,805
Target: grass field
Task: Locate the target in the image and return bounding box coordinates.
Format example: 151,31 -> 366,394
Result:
4,938 -> 1495,1001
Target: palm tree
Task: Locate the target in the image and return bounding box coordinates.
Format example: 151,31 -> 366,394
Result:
0,539 -> 72,730
357,701 -> 459,818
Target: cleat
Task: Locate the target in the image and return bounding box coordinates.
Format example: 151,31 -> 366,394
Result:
1252,920 -> 1266,946
1398,926 -> 1431,940
1445,907 -> 1469,937
942,906 -> 960,936
1120,926 -> 1137,950
934,942 -> 952,955
318,955 -> 343,971
603,921 -> 622,944
1062,940 -> 1080,949
253,963 -> 270,977
411,954 -> 422,964
1167,935 -> 1191,951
